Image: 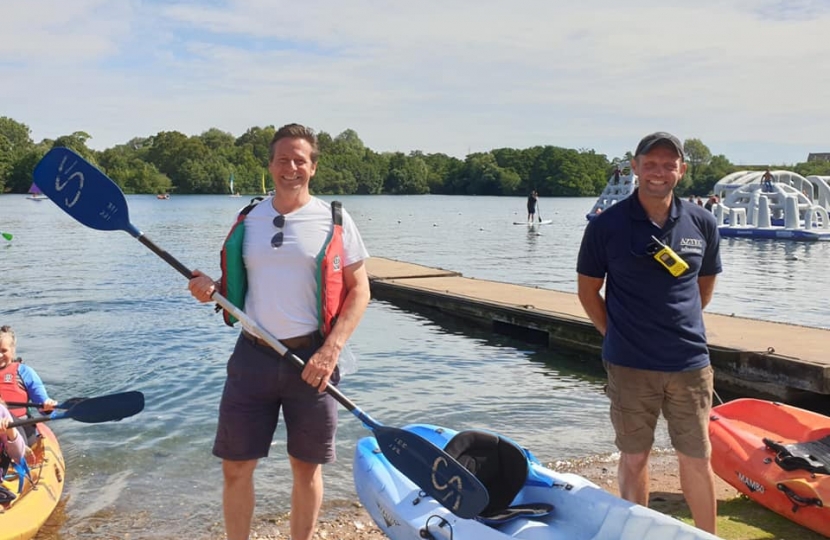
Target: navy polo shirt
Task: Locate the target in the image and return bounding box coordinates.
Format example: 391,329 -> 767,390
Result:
577,190 -> 721,371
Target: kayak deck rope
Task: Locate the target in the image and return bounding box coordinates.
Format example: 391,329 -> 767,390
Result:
421,514 -> 453,539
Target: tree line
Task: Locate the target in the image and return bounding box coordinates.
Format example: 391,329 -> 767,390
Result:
1,116 -> 828,198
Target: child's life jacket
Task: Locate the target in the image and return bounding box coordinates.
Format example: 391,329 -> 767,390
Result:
0,361 -> 28,417
217,198 -> 347,336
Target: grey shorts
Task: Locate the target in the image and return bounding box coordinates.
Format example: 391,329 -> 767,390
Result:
212,334 -> 340,464
604,361 -> 713,459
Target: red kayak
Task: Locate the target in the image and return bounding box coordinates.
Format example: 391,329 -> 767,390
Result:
709,398 -> 830,537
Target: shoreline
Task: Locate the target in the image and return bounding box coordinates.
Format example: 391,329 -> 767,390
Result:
241,450 -> 740,540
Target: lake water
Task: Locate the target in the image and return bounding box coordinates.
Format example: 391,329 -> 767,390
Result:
1,194 -> 828,539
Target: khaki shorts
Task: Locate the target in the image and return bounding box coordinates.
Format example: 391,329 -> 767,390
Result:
604,361 -> 713,459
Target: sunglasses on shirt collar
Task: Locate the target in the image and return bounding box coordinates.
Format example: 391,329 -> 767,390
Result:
272,214 -> 285,249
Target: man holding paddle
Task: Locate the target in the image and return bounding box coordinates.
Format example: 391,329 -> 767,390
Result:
188,123 -> 371,540
31,133 -> 489,528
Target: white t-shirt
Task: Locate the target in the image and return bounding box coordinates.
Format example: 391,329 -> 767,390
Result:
242,196 -> 369,339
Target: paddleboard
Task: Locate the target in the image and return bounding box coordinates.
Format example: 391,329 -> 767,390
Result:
513,220 -> 553,226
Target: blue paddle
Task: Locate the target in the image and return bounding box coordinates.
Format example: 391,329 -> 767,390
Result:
9,391 -> 144,428
32,147 -> 489,519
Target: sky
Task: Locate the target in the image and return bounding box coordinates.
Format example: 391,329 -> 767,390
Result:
1,0 -> 829,165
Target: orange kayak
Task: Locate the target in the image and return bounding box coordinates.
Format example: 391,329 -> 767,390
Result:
0,424 -> 66,540
709,398 -> 830,537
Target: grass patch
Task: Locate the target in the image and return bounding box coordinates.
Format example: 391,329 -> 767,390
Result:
652,493 -> 826,540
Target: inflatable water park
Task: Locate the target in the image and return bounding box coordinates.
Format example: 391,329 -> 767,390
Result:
585,162 -> 637,220
711,171 -> 830,241
586,166 -> 830,241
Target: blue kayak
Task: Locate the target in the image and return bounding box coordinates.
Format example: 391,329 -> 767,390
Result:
354,424 -> 724,540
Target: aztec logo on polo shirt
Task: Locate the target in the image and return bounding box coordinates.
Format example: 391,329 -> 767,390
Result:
679,237 -> 703,254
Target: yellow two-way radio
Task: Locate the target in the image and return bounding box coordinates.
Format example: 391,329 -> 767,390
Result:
650,236 -> 689,277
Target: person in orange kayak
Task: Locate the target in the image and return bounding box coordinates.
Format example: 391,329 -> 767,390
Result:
0,326 -> 57,444
0,401 -> 25,465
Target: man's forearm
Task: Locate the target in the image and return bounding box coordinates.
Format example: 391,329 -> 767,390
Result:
579,293 -> 608,337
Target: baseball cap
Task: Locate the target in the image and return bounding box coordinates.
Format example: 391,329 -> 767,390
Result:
634,132 -> 685,161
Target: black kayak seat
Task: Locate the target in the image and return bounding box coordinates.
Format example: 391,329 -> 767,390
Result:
444,430 -> 553,524
763,435 -> 830,475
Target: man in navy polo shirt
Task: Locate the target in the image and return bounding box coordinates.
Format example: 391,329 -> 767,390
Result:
576,132 -> 721,534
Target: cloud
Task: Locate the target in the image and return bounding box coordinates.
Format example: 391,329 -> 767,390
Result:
1,0 -> 828,164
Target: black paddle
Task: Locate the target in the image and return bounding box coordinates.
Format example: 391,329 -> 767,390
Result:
9,391 -> 144,428
32,147 -> 489,519
5,397 -> 85,410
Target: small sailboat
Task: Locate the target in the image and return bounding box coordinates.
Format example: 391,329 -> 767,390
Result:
261,171 -> 267,195
27,182 -> 45,201
229,173 -> 241,197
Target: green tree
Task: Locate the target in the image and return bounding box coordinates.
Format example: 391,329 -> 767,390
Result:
200,128 -> 236,154
384,153 -> 429,194
0,117 -> 33,184
146,131 -> 211,192
0,117 -> 31,147
100,145 -> 171,194
692,154 -> 736,196
53,131 -> 95,161
421,152 -> 462,194
235,126 -> 276,167
464,153 -> 522,195
492,147 -> 536,194
313,167 -> 358,194
177,155 -> 228,194
682,138 -> 712,192
354,150 -> 388,194
5,148 -> 45,193
332,129 -> 365,155
795,160 -> 830,177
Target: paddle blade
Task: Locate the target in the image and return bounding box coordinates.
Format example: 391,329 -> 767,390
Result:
1,232 -> 11,241
32,147 -> 136,235
65,391 -> 145,423
373,425 -> 488,519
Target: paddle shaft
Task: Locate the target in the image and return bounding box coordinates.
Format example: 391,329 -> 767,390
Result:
135,231 -> 371,422
5,402 -> 47,409
4,398 -> 83,410
9,415 -> 62,428
134,234 -> 490,516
